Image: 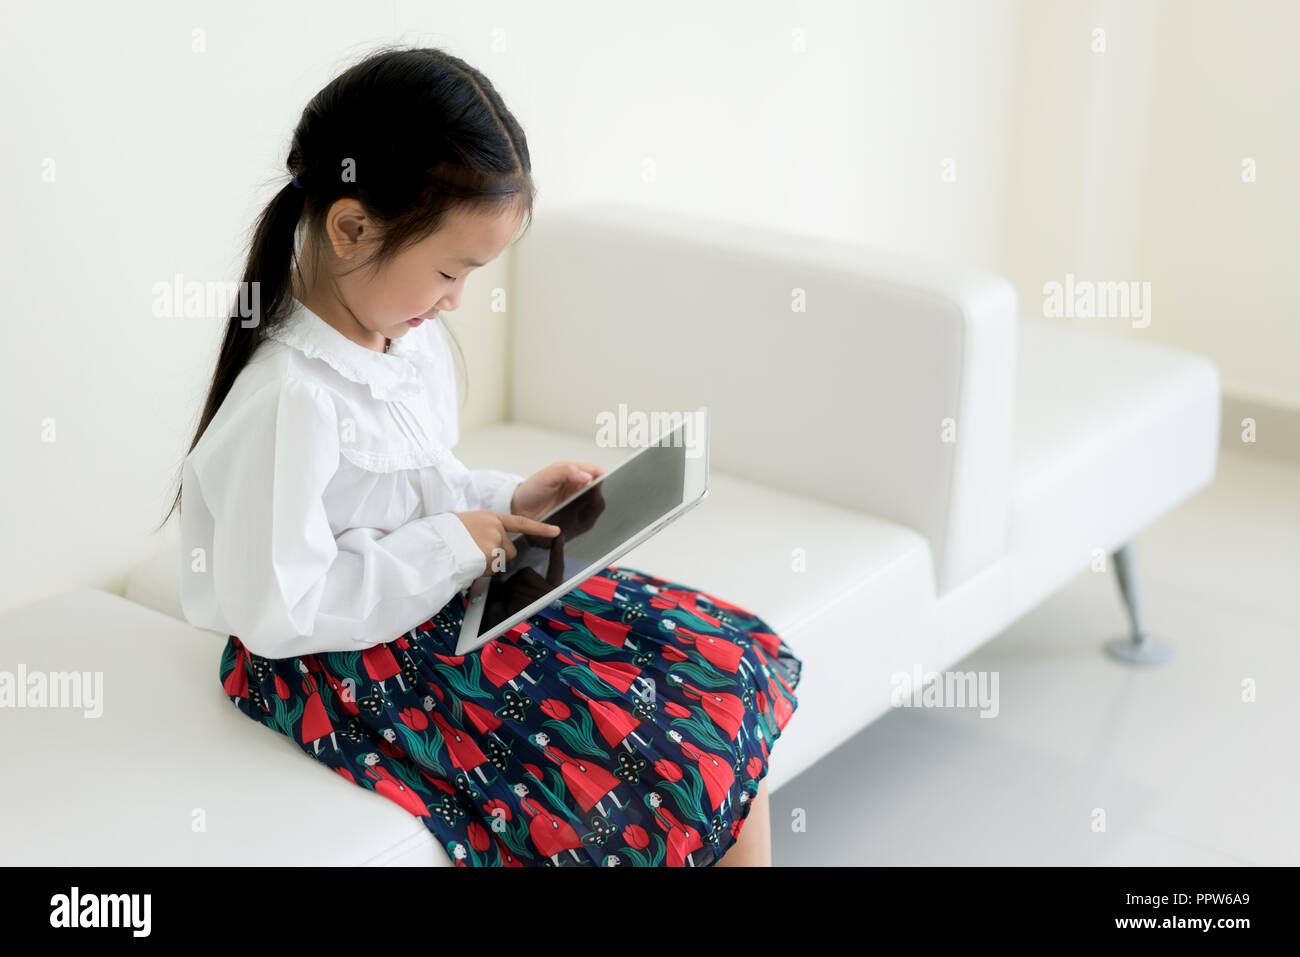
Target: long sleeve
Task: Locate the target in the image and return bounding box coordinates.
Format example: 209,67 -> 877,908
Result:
466,468 -> 526,515
179,376 -> 487,659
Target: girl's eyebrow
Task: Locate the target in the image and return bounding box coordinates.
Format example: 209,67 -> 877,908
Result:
458,255 -> 485,267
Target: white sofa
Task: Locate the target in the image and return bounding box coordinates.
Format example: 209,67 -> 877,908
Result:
0,204 -> 1220,866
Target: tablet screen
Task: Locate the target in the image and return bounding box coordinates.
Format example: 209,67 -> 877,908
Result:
469,434 -> 688,639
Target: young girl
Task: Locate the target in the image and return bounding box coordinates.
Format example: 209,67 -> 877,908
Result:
163,45 -> 802,867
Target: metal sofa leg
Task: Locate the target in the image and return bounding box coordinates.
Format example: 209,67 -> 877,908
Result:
1104,541 -> 1174,665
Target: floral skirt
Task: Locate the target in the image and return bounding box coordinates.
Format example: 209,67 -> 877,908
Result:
218,564 -> 803,866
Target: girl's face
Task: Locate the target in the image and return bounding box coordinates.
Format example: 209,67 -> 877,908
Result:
297,201 -> 526,350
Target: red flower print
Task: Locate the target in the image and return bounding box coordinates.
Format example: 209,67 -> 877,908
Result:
274,674 -> 290,699
654,759 -> 683,782
756,689 -> 768,713
624,824 -> 649,849
650,596 -> 677,610
660,646 -> 689,662
540,698 -> 571,720
483,798 -> 512,823
399,706 -> 428,730
746,756 -> 764,778
422,773 -> 457,796
524,763 -> 545,781
468,821 -> 490,852
334,767 -> 355,785
664,700 -> 691,719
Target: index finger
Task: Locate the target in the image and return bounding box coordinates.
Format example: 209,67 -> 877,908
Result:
499,512 -> 561,536
545,532 -> 565,586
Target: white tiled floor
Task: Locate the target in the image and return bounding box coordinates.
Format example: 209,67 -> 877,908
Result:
772,448 -> 1300,866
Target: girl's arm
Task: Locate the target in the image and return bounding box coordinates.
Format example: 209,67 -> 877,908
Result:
179,376 -> 487,659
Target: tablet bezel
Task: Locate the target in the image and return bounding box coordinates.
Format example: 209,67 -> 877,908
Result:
453,406 -> 710,654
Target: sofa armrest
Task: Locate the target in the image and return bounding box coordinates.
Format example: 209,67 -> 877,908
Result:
510,204 -> 1017,594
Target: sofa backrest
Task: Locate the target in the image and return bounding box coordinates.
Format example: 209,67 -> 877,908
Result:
509,203 -> 1018,595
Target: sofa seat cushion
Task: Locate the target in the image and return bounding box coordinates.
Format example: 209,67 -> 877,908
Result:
1010,318 -> 1220,600
0,589 -> 451,865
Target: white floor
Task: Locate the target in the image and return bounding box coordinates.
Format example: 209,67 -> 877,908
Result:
771,448 -> 1300,866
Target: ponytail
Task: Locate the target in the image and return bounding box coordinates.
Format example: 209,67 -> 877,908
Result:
156,178 -> 306,531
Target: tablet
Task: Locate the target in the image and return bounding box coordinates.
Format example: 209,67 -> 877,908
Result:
452,406 -> 710,654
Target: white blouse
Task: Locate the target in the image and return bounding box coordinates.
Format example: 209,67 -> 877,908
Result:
179,296 -> 525,660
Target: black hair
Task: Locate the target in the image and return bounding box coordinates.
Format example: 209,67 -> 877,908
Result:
158,45 -> 535,531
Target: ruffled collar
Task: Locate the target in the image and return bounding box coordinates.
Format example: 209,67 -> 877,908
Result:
266,297 -> 439,401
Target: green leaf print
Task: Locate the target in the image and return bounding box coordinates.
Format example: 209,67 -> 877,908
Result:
392,723 -> 447,778
327,651 -> 364,689
269,693 -> 305,738
660,607 -> 715,630
669,712 -> 731,753
431,658 -> 493,702
219,641 -> 237,677
550,626 -> 628,659
652,768 -> 710,828
540,707 -> 609,761
621,842 -> 659,867
493,812 -> 530,860
543,766 -> 569,806
382,752 -> 427,793
553,592 -> 604,615
619,846 -> 648,867
668,659 -> 736,689
560,665 -> 627,699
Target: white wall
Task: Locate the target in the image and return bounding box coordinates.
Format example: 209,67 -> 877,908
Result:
1000,0 -> 1300,409
9,0 -> 1295,614
1139,0 -> 1300,409
0,0 -> 1023,610
19,0 -> 1296,610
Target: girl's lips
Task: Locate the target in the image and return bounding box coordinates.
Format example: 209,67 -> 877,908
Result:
406,317 -> 425,327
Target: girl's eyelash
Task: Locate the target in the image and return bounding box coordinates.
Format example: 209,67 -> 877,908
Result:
440,272 -> 458,281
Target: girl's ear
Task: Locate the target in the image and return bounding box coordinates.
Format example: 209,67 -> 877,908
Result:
324,199 -> 373,261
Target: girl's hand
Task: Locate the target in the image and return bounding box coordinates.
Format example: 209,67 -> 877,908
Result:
510,461 -> 605,520
455,511 -> 561,571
